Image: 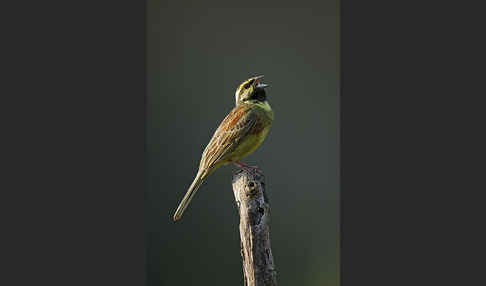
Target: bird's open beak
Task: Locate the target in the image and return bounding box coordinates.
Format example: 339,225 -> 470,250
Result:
253,75 -> 269,89
257,83 -> 269,88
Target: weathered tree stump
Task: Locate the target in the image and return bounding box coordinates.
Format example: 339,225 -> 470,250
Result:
232,169 -> 277,286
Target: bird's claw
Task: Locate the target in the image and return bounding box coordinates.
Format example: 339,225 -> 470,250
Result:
234,161 -> 264,176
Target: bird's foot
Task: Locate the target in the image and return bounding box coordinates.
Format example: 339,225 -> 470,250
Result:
234,161 -> 264,176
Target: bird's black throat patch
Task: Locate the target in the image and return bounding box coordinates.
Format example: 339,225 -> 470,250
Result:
250,88 -> 266,102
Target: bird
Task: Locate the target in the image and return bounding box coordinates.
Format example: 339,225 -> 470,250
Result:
173,75 -> 274,221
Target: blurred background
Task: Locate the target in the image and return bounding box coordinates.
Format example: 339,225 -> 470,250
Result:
146,1 -> 339,285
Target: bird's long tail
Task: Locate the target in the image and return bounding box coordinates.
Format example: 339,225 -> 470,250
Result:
173,170 -> 207,221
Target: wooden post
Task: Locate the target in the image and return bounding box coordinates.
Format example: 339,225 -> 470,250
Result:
232,169 -> 277,286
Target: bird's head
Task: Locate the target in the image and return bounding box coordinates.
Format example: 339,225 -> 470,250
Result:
234,75 -> 269,105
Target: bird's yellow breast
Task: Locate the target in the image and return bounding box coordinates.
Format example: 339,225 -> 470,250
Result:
226,102 -> 273,162
227,125 -> 271,162
255,100 -> 274,120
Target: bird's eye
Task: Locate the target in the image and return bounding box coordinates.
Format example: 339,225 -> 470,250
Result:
244,79 -> 254,89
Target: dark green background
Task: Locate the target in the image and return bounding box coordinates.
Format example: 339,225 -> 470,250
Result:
146,1 -> 339,285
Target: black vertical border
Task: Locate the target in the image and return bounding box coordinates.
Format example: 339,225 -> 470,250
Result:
2,0 -> 146,285
342,0 -> 484,285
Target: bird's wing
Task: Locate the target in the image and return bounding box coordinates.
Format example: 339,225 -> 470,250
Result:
199,104 -> 263,171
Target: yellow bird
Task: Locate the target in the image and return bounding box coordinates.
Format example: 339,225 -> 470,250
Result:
173,75 -> 274,221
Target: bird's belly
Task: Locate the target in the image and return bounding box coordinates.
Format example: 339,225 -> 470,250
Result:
227,125 -> 271,162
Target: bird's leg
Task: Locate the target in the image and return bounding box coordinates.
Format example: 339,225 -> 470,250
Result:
234,161 -> 264,175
